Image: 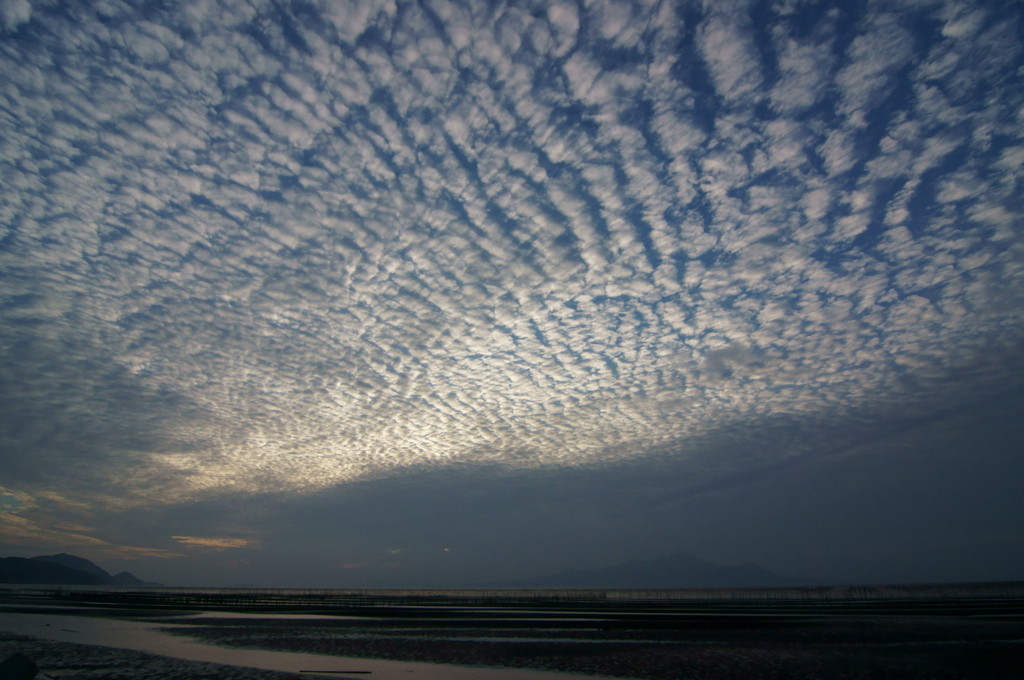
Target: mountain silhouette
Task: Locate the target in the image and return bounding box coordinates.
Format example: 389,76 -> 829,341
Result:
31,553 -> 112,582
0,557 -> 105,585
0,553 -> 159,586
494,551 -> 801,588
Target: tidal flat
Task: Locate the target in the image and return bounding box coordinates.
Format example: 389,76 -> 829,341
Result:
2,585 -> 1023,679
160,613 -> 1024,680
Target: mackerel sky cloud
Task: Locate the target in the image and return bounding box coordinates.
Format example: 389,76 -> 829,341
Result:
0,0 -> 1022,586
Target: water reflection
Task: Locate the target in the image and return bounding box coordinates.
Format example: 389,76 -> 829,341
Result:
0,612 -> 603,680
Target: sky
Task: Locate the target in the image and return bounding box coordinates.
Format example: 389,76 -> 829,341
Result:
0,0 -> 1022,588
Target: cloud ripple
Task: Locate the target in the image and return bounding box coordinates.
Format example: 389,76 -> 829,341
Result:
0,0 -> 1021,509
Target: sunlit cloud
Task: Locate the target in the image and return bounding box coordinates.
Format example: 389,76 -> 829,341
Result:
0,487 -> 31,512
172,536 -> 258,550
0,508 -> 180,560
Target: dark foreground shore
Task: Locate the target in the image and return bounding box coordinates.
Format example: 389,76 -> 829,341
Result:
162,614 -> 1024,680
3,585 -> 1024,680
6,614 -> 1022,680
0,631 -> 303,680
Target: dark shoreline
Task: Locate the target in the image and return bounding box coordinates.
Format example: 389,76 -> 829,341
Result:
160,614 -> 1024,680
3,585 -> 1024,679
0,631 -> 313,680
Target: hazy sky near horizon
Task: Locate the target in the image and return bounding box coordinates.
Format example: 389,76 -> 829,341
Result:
1,0 -> 1022,587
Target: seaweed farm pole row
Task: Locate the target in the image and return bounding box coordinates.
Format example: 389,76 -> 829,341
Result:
5,582 -> 1024,616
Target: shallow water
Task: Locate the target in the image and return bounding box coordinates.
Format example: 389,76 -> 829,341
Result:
0,612 -> 614,680
179,610 -> 360,620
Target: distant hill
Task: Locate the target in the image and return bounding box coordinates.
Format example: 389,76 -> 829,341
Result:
109,570 -> 155,586
493,551 -> 802,589
31,553 -> 112,582
0,556 -> 106,585
0,553 -> 159,586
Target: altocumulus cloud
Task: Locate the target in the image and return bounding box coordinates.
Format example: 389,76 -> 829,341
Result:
0,0 -> 1022,559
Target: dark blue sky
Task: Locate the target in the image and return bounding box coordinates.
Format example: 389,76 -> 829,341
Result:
0,0 -> 1022,587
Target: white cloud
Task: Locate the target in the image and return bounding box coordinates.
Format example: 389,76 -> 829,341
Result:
698,11 -> 762,104
940,7 -> 987,39
770,34 -> 833,113
835,12 -> 913,127
0,0 -> 31,33
588,0 -> 643,47
547,1 -> 580,55
0,0 -> 1020,518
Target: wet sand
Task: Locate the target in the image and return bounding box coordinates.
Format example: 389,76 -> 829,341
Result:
0,612 -> 611,680
3,587 -> 1024,679
161,613 -> 1024,680
0,631 -> 304,680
